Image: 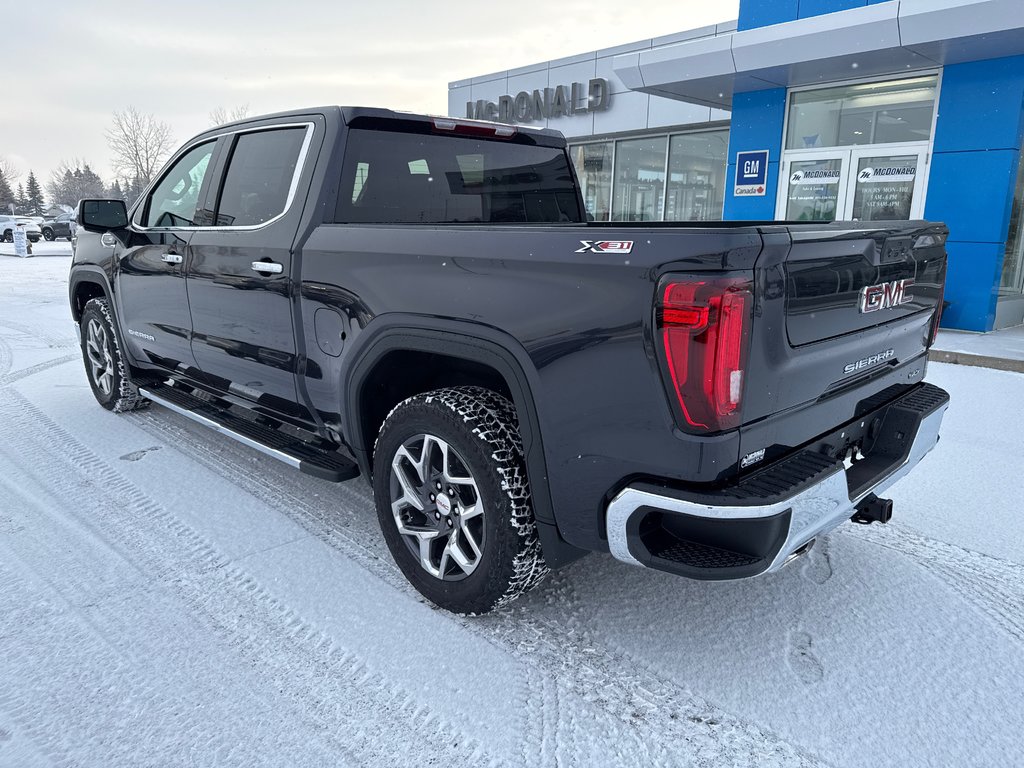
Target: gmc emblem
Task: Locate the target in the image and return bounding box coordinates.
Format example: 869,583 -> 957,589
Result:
859,279 -> 914,314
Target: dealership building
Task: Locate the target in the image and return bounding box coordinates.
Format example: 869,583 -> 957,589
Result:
449,0 -> 1024,331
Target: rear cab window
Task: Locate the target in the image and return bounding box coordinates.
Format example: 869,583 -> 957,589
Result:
336,127 -> 583,224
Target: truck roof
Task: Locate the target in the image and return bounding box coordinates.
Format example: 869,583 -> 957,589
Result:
199,106 -> 568,147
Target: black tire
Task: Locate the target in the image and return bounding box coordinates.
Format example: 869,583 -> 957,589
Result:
2,230 -> 11,243
79,297 -> 149,412
373,386 -> 548,614
42,228 -> 54,241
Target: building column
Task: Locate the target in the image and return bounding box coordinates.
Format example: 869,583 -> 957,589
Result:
924,55 -> 1024,331
723,89 -> 787,221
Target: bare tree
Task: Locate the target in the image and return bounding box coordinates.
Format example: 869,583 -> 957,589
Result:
0,156 -> 19,186
106,106 -> 174,187
209,104 -> 250,127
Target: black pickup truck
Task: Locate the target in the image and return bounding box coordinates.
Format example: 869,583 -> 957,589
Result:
69,107 -> 949,614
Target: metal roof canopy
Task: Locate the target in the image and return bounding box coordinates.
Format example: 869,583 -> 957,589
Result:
614,0 -> 1024,109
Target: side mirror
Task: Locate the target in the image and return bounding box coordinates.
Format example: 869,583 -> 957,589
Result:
77,199 -> 128,233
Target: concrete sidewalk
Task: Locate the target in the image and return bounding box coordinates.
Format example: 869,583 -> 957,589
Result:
930,325 -> 1024,373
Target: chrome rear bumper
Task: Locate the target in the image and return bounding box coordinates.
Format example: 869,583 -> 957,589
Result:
605,385 -> 948,580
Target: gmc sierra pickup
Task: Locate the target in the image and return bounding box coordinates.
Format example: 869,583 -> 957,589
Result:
69,107 -> 949,614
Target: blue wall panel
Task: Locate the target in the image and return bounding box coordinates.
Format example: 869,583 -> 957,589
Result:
925,56 -> 1024,330
931,56 -> 1024,153
940,242 -> 1004,331
724,88 -> 788,220
798,0 -> 867,18
739,0 -> 891,29
737,0 -> 798,31
925,150 -> 1021,243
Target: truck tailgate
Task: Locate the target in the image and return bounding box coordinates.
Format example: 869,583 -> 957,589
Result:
737,221 -> 947,470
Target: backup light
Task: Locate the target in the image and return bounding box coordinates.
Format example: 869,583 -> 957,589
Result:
658,277 -> 753,433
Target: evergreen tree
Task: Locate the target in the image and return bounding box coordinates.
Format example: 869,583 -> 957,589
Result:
78,164 -> 105,199
123,175 -> 146,207
25,171 -> 45,214
108,179 -> 125,201
47,161 -> 107,207
16,183 -> 28,212
0,168 -> 14,213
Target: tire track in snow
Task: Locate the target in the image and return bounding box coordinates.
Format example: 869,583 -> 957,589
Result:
0,389 -> 502,768
848,524 -> 1024,644
132,406 -> 829,767
0,353 -> 78,388
0,333 -> 11,379
0,319 -> 76,350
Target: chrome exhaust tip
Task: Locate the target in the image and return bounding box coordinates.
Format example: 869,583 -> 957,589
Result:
782,538 -> 816,567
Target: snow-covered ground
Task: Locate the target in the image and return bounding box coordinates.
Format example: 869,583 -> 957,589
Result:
1,252 -> 1022,768
934,326 -> 1024,364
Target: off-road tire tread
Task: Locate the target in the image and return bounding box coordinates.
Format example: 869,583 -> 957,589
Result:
81,297 -> 150,413
374,386 -> 549,614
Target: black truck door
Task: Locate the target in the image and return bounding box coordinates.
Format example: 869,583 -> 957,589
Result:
115,139 -> 219,373
186,123 -> 315,418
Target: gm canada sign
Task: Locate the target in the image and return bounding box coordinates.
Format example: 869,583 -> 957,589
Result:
734,150 -> 769,197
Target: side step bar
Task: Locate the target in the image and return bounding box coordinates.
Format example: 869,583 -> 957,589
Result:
139,383 -> 359,483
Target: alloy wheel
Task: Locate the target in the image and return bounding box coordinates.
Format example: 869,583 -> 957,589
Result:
390,433 -> 484,580
85,318 -> 115,397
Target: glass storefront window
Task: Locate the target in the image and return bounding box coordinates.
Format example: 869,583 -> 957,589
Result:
665,130 -> 729,222
1001,148 -> 1024,294
787,76 -> 937,150
569,142 -> 613,221
571,129 -> 729,223
612,137 -> 667,222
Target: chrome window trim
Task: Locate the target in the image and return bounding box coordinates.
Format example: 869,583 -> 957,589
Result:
131,121 -> 316,233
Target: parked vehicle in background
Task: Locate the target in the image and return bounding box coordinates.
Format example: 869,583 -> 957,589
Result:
69,107 -> 950,614
42,212 -> 76,241
0,215 -> 42,242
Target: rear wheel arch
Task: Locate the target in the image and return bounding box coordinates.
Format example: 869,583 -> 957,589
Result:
344,320 -> 552,521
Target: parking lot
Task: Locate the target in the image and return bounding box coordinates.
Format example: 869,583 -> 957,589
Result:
1,251 -> 1022,767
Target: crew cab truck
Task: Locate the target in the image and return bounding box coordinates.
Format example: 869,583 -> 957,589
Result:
69,107 -> 949,614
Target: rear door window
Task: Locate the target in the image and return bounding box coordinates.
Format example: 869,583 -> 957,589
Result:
336,129 -> 583,224
214,127 -> 308,227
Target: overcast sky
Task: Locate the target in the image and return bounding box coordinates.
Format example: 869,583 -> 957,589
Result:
1,0 -> 737,192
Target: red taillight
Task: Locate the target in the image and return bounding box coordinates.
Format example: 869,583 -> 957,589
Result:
658,277 -> 753,433
930,282 -> 946,345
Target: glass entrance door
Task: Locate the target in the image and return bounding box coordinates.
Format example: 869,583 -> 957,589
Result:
780,153 -> 846,222
778,145 -> 928,221
846,150 -> 927,221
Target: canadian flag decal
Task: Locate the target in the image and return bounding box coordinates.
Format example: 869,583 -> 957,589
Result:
575,240 -> 634,254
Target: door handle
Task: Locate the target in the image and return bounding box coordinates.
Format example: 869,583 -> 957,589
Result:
161,253 -> 184,264
251,261 -> 283,275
